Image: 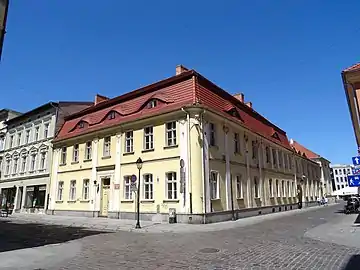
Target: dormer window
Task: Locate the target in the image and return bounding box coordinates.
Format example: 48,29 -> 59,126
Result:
272,132 -> 280,141
147,99 -> 157,109
78,122 -> 85,129
108,111 -> 116,120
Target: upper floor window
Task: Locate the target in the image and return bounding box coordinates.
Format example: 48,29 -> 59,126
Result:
272,149 -> 277,167
265,146 -> 270,163
9,135 -> 13,148
0,135 -> 4,151
78,122 -> 85,129
44,123 -> 49,138
21,156 -> 27,172
34,126 -> 39,141
251,141 -> 257,159
125,131 -> 133,153
144,126 -> 154,150
276,179 -> 280,197
73,144 -> 79,162
60,147 -> 67,165
234,133 -> 240,154
30,154 -> 36,171
108,111 -> 116,120
5,159 -> 10,175
166,122 -> 177,147
57,181 -> 64,201
254,176 -> 259,198
13,158 -> 18,174
210,171 -> 219,200
269,178 -> 273,197
166,172 -> 177,200
17,133 -> 21,146
40,152 -> 46,170
209,123 -> 216,146
279,152 -> 283,168
103,137 -> 111,157
147,99 -> 157,109
25,130 -> 30,144
85,141 -> 92,160
236,174 -> 243,199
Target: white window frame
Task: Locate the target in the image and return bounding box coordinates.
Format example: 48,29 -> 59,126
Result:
40,152 -> 46,170
143,174 -> 154,200
30,154 -> 36,172
269,178 -> 273,198
143,126 -> 154,150
282,180 -> 285,198
25,130 -> 30,144
209,123 -> 216,146
85,141 -> 92,160
124,175 -> 132,200
82,179 -> 90,200
9,135 -> 13,148
34,126 -> 39,141
5,159 -> 10,175
21,155 -> 27,172
166,172 -> 177,200
125,131 -> 133,153
165,122 -> 177,147
13,158 -> 18,174
103,137 -> 111,157
236,174 -> 243,199
73,144 -> 79,162
69,180 -> 76,201
44,123 -> 49,138
57,181 -> 64,201
17,132 -> 21,146
210,171 -> 219,200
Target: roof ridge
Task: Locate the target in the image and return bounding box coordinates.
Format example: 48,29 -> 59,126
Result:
343,62 -> 360,72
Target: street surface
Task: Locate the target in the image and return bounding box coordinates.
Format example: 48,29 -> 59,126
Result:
1,203 -> 360,270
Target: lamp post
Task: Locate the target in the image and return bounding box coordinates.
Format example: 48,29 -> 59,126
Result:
135,157 -> 143,229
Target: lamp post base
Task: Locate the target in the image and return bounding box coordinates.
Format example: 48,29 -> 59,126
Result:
135,223 -> 141,229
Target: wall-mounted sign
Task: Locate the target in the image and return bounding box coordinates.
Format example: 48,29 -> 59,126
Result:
114,184 -> 120,189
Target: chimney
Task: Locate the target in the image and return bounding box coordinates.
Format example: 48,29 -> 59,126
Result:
245,102 -> 252,109
289,139 -> 294,145
176,65 -> 189,75
233,93 -> 244,103
95,94 -> 109,105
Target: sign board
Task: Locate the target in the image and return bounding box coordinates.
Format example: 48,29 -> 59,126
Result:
114,183 -> 120,190
352,156 -> 360,166
353,168 -> 360,175
131,174 -> 137,183
180,167 -> 185,193
348,175 -> 360,187
130,183 -> 137,192
180,159 -> 185,168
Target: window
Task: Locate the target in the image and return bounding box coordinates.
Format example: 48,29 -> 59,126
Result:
17,133 -> 21,146
254,176 -> 259,198
343,169 -> 346,174
209,123 -> 216,146
57,181 -> 64,201
82,179 -> 89,200
73,144 -> 79,162
292,182 -> 295,197
44,123 -> 49,138
335,169 -> 338,175
272,149 -> 277,167
124,176 -> 132,200
85,141 -> 92,160
13,158 -> 18,174
336,177 -> 339,182
341,184 -> 344,189
166,122 -> 177,146
210,171 -> 219,199
269,178 -> 273,197
69,180 -> 76,201
236,175 -> 243,199
279,152 -> 283,168
78,122 -> 84,129
103,137 -> 111,156
284,154 -> 288,169
289,155 -> 292,170
234,133 -> 240,154
34,126 -> 39,141
166,172 -> 177,200
21,156 -> 27,172
337,185 -> 340,190
282,180 -> 285,197
144,127 -> 154,150
252,141 -> 257,159
40,152 -> 46,170
5,159 -> 10,174
30,154 -> 36,171
125,131 -> 133,153
108,111 -> 116,120
287,181 -> 290,197
0,135 -> 4,151
9,135 -> 13,148
265,147 -> 270,163
25,130 -> 30,144
60,147 -> 67,165
276,179 -> 279,197
147,99 -> 157,109
143,174 -> 153,200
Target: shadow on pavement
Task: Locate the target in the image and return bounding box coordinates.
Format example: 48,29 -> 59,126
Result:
0,219 -> 110,253
354,214 -> 360,224
342,255 -> 360,270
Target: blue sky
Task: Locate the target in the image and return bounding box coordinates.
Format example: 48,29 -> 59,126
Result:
0,0 -> 359,164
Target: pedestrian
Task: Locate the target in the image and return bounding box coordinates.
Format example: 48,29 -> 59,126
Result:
324,197 -> 328,206
317,197 -> 321,206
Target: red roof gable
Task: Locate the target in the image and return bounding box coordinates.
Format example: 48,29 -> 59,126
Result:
343,63 -> 360,73
290,139 -> 320,159
54,67 -> 292,150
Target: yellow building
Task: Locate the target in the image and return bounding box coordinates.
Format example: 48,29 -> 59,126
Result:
48,65 -> 321,223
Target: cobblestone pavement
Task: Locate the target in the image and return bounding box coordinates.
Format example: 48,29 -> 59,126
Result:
3,204 -> 360,270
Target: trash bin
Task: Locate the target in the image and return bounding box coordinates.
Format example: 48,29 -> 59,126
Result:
169,208 -> 177,224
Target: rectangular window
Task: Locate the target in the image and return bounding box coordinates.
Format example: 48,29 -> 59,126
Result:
166,172 -> 177,200
82,179 -> 89,200
252,141 -> 257,159
234,133 -> 240,154
73,144 -> 79,162
85,141 -> 92,160
289,155 -> 292,170
279,152 -> 282,168
30,154 -> 36,171
0,136 -> 4,151
265,147 -> 270,163
103,137 -> 111,157
284,154 -> 288,169
57,181 -> 64,201
25,130 -> 30,144
166,122 -> 177,147
5,160 -> 10,174
124,176 -> 132,200
143,126 -> 154,150
269,178 -> 273,197
21,156 -> 27,172
210,171 -> 219,199
13,158 -> 18,174
236,175 -> 243,199
254,177 -> 259,198
44,123 -> 49,138
209,123 -> 216,146
40,152 -> 46,170
272,149 -> 277,167
69,180 -> 76,201
276,179 -> 280,197
17,133 -> 21,146
287,181 -> 290,197
34,126 -> 39,141
282,180 -> 285,197
60,147 -> 67,165
143,174 -> 153,200
9,135 -> 13,148
125,131 -> 133,153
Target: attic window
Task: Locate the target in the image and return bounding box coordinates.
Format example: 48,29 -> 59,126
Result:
147,99 -> 157,109
272,132 -> 280,141
78,122 -> 85,129
108,111 -> 116,120
228,108 -> 239,117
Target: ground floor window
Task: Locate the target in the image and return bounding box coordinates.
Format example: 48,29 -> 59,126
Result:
25,185 -> 46,208
0,187 -> 16,209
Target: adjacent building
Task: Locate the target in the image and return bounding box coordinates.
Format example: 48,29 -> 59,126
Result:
0,102 -> 92,213
330,164 -> 352,192
48,65 -> 322,223
289,139 -> 333,196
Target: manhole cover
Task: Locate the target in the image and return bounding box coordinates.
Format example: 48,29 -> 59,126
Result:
198,248 -> 220,253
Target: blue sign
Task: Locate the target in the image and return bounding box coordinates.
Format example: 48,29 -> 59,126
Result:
352,156 -> 360,166
131,174 -> 137,183
353,168 -> 360,175
348,175 -> 360,187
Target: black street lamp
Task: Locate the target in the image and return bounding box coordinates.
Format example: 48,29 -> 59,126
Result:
135,157 -> 143,229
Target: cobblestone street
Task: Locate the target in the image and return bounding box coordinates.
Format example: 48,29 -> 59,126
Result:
2,204 -> 360,270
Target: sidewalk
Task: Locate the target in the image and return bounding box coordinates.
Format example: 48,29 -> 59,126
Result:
2,203 -> 338,234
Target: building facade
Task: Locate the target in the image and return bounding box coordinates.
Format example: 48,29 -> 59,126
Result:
49,66 -> 322,223
0,102 -> 92,213
330,164 -> 352,192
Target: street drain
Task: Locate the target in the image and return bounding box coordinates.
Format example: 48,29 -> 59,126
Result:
199,248 -> 220,253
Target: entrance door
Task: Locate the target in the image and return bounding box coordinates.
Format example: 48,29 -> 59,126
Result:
100,178 -> 110,217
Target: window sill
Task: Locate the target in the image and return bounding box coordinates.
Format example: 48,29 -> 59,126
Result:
234,152 -> 242,156
59,163 -> 66,166
121,199 -> 134,203
29,171 -> 34,174
38,169 -> 45,172
140,199 -> 155,203
102,155 -> 111,160
123,152 -> 134,156
210,198 -> 220,201
142,149 -> 154,153
67,200 -> 76,203
163,199 -> 179,203
71,161 -> 79,165
55,200 -> 63,203
80,200 -> 90,203
163,145 -> 178,150
83,159 -> 92,163
236,198 -> 244,200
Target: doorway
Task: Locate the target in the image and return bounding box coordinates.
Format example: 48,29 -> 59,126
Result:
100,178 -> 110,217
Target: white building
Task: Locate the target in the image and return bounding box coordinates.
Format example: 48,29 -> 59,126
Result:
331,164 -> 353,191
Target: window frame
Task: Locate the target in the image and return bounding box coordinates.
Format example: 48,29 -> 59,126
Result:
125,131 -> 134,153
165,121 -> 177,147
39,152 -> 46,170
269,178 -> 273,198
25,130 -> 30,144
124,175 -> 133,200
254,176 -> 259,198
166,172 -> 177,200
210,170 -> 219,200
44,123 -> 49,139
236,174 -> 243,199
209,123 -> 216,146
103,136 -> 111,157
21,155 -> 27,172
30,154 -> 36,172
82,179 -> 90,200
234,133 -> 240,154
143,126 -> 154,150
69,180 -> 76,201
85,141 -> 92,160
73,144 -> 79,162
57,181 -> 64,201
143,174 -> 154,200
60,147 -> 67,165
34,126 -> 40,141
13,158 -> 18,174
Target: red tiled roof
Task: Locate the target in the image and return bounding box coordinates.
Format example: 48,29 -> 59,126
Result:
54,68 -> 292,150
290,140 -> 320,159
343,63 -> 360,73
